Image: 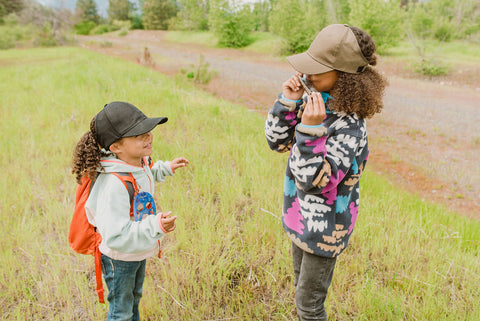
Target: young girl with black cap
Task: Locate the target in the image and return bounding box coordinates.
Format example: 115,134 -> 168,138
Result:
265,24 -> 387,320
72,101 -> 188,320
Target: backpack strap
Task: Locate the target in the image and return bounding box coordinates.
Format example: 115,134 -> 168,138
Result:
143,156 -> 154,169
94,247 -> 104,303
110,172 -> 139,216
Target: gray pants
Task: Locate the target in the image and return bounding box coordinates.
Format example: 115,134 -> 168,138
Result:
292,242 -> 337,321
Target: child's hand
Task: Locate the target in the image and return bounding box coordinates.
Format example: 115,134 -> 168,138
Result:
160,211 -> 177,233
301,92 -> 326,126
282,73 -> 304,101
170,157 -> 189,172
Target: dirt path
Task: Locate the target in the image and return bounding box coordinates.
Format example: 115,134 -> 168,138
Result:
79,30 -> 480,219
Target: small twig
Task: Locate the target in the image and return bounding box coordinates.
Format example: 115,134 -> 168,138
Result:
260,267 -> 277,283
399,273 -> 434,287
18,247 -> 33,257
260,208 -> 281,221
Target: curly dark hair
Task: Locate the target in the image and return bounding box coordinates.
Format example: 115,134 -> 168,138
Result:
72,117 -> 105,184
328,26 -> 388,119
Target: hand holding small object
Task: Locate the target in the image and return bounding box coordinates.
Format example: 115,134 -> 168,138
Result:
301,92 -> 326,126
160,211 -> 177,233
282,73 -> 305,101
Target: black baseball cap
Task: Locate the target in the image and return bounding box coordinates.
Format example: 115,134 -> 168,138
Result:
95,101 -> 168,150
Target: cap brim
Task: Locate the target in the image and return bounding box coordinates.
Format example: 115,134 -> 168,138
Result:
123,117 -> 168,137
286,52 -> 334,75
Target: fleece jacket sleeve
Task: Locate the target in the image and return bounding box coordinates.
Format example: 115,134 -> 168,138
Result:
151,160 -> 174,182
265,93 -> 304,153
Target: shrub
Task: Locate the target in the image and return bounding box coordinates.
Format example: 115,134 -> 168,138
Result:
269,0 -> 323,54
90,24 -> 111,34
74,20 -> 97,35
118,28 -> 128,36
0,23 -> 36,49
348,0 -> 404,54
209,1 -> 253,48
89,20 -> 130,35
180,54 -> 217,84
142,0 -> 177,30
130,14 -> 143,29
414,58 -> 449,76
0,29 -> 15,49
215,12 -> 252,48
433,20 -> 453,42
33,22 -> 58,47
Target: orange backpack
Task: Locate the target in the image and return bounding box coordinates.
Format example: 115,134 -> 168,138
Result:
69,172 -> 138,303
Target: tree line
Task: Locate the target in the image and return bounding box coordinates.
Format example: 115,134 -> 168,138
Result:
1,0 -> 479,54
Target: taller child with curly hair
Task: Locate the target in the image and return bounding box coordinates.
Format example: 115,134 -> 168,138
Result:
265,24 -> 387,320
73,101 -> 188,320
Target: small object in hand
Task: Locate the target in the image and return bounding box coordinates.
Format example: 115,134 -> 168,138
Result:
298,75 -> 313,95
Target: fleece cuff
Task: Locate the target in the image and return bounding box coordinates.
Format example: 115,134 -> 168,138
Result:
297,123 -> 328,137
279,94 -> 303,112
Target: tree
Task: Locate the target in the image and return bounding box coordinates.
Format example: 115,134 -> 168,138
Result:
269,0 -> 324,53
75,0 -> 100,24
108,0 -> 134,21
172,0 -> 209,30
0,0 -> 23,17
408,0 -> 480,40
348,0 -> 404,53
142,0 -> 178,30
251,0 -> 270,32
209,0 -> 253,48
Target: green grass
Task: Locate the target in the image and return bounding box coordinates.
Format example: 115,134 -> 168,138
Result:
164,30 -> 218,47
243,32 -> 285,55
1,47 -> 479,320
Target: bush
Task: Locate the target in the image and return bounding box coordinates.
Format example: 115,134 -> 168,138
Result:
33,22 -> 58,47
269,0 -> 323,54
142,0 -> 177,30
3,13 -> 19,26
0,29 -> 15,49
215,13 -> 252,48
433,20 -> 453,42
180,54 -> 217,84
130,14 -> 143,29
74,20 -> 97,35
414,58 -> 449,76
112,19 -> 131,30
89,20 -> 130,35
90,24 -> 111,34
348,0 -> 404,54
209,1 -> 253,48
0,24 -> 34,49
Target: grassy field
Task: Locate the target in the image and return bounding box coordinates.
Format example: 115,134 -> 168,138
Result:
1,47 -> 479,320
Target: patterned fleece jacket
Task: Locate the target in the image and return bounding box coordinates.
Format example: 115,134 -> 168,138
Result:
265,93 -> 369,258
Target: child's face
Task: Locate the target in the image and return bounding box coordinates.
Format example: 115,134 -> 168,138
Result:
111,132 -> 154,167
306,70 -> 338,93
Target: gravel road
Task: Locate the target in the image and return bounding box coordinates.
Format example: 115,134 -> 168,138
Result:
79,31 -> 480,218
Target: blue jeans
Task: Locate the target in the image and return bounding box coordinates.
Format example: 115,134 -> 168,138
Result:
101,254 -> 146,321
292,242 -> 337,321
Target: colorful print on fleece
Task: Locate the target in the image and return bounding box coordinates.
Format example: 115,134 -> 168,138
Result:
265,93 -> 369,258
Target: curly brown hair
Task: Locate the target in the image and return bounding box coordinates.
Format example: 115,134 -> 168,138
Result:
72,117 -> 105,184
328,26 -> 388,119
